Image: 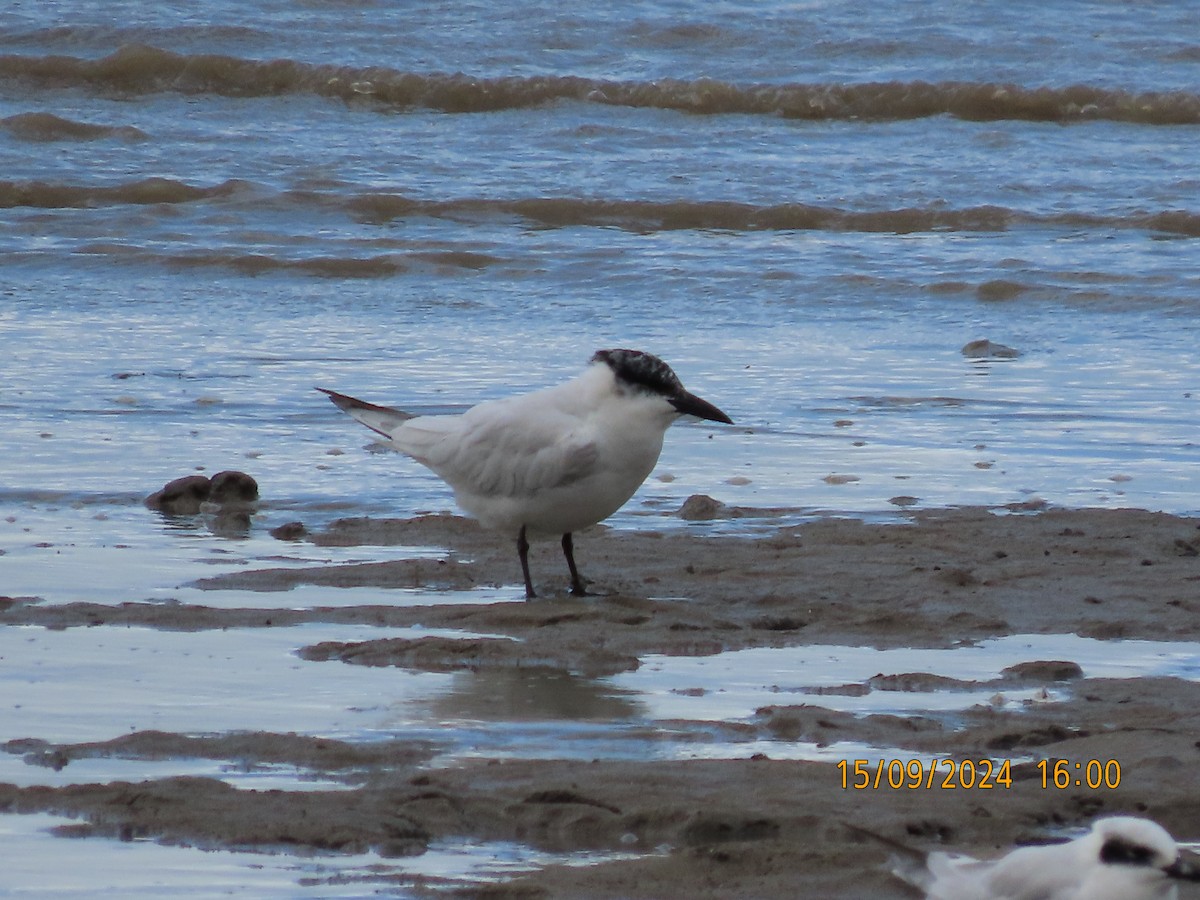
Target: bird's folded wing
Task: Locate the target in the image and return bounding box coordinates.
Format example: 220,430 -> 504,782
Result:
924,853 -> 990,894
977,845 -> 1075,899
398,404 -> 599,498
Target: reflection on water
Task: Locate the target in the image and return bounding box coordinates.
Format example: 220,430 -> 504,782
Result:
416,667 -> 644,723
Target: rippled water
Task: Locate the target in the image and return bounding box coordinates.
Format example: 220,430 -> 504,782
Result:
3,0 -> 1198,527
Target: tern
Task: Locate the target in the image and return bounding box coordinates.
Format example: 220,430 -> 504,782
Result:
855,815 -> 1200,900
318,348 -> 732,598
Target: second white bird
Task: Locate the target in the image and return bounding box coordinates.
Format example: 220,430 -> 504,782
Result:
873,815 -> 1200,900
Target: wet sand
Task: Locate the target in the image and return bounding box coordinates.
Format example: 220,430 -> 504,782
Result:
3,503 -> 1200,897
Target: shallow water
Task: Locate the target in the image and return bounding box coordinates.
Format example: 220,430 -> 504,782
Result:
2,0 -> 1199,894
0,812 -> 643,899
4,605 -> 1200,891
5,622 -> 1197,770
0,624 -> 459,742
614,633 -> 1200,722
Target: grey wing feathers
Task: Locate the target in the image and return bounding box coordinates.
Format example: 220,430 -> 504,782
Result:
319,388 -> 600,499
421,409 -> 600,497
317,387 -> 415,438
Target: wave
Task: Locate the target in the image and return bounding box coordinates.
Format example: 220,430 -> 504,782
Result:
164,252 -> 408,278
1,111 -> 148,142
72,246 -> 506,278
465,199 -> 1200,236
348,195 -> 1029,232
2,44 -> 1198,124
0,177 -> 248,208
4,177 -> 1198,238
421,199 -> 1200,237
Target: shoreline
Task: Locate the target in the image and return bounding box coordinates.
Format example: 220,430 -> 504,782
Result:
3,504 -> 1200,897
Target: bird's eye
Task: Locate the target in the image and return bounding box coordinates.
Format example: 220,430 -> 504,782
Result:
1100,838 -> 1158,867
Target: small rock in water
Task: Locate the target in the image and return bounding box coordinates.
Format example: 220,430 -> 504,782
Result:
678,494 -> 726,521
270,521 -> 309,541
822,473 -> 860,485
208,470 -> 259,504
961,339 -> 1021,359
1001,660 -> 1084,682
145,470 -> 258,515
145,475 -> 212,515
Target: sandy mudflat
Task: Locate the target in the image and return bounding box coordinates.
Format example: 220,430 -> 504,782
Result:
3,503 -> 1200,897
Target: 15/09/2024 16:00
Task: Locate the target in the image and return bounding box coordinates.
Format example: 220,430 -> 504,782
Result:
836,759 -> 1122,790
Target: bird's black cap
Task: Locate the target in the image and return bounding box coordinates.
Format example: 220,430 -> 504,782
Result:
592,349 -> 733,424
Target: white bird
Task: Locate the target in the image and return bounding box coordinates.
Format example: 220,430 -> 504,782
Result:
857,815 -> 1200,900
318,348 -> 732,598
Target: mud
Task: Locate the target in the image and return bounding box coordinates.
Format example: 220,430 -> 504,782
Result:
3,504 -> 1200,897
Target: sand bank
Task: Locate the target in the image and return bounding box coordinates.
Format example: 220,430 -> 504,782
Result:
3,504 -> 1199,897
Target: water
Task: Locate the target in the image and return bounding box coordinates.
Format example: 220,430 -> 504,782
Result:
0,813 -> 643,898
1,1 -> 1198,894
613,634 -> 1200,722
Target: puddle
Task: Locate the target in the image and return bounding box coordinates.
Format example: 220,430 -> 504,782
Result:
428,720 -> 946,765
166,582 -> 525,610
0,502 -> 526,610
0,813 -> 646,898
4,622 -> 1199,896
0,753 -> 356,791
9,626 -> 1198,774
409,633 -> 1199,764
0,499 -> 467,608
607,633 -> 1200,722
0,624 -> 461,742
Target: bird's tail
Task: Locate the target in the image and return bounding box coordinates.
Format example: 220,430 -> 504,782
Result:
317,387 -> 415,438
844,823 -> 932,895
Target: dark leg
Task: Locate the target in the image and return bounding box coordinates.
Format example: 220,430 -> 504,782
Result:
562,532 -> 587,596
517,525 -> 536,599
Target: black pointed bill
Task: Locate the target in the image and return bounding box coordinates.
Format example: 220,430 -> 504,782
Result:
670,390 -> 733,424
1166,858 -> 1200,882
